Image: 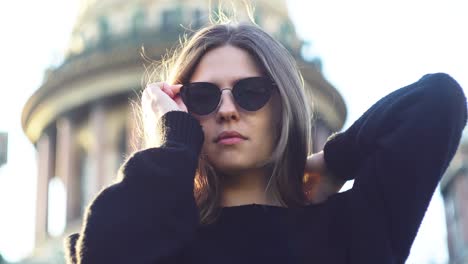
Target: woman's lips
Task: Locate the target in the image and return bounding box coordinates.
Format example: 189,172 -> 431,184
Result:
218,137 -> 245,145
215,130 -> 247,144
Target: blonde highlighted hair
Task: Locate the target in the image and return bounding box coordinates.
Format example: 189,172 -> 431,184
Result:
138,7 -> 313,224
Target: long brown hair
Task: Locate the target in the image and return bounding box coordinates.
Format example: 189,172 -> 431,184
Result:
139,11 -> 313,224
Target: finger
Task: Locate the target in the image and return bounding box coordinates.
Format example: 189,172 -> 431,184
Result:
169,84 -> 183,95
143,83 -> 171,109
143,82 -> 163,100
143,82 -> 182,117
174,94 -> 188,112
161,83 -> 175,98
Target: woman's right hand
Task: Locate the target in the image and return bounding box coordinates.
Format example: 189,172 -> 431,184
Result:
141,82 -> 188,146
142,82 -> 187,118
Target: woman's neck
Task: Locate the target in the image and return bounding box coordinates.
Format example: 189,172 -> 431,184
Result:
219,169 -> 280,207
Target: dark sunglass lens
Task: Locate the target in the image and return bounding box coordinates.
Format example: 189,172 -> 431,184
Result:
234,77 -> 273,111
181,83 -> 220,115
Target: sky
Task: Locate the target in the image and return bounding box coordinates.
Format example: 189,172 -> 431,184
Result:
0,0 -> 81,262
0,0 -> 467,263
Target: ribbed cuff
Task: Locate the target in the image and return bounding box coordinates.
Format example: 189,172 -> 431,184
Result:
157,111 -> 204,154
323,132 -> 361,181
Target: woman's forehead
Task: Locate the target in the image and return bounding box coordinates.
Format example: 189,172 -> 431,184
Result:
189,45 -> 262,84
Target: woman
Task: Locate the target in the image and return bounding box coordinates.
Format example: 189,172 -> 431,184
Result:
65,19 -> 467,264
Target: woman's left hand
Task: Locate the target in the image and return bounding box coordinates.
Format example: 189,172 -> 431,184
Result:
303,150 -> 346,204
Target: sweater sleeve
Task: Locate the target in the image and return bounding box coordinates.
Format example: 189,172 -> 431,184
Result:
323,73 -> 467,259
64,111 -> 204,264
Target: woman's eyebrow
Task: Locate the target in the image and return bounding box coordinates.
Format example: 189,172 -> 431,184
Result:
189,75 -> 260,85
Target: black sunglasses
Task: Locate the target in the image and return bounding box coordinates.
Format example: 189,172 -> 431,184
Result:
180,76 -> 276,115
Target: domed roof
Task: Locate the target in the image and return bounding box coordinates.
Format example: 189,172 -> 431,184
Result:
22,0 -> 346,143
66,0 -> 295,58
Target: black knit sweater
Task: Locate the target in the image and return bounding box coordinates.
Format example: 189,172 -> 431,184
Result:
65,73 -> 467,264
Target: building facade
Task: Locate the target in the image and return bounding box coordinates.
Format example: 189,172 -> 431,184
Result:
441,130 -> 468,264
0,132 -> 7,167
21,0 -> 347,262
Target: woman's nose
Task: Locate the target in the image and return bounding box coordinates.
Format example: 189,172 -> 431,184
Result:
216,90 -> 240,122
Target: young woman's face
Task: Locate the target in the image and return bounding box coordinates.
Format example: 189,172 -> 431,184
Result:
189,45 -> 281,175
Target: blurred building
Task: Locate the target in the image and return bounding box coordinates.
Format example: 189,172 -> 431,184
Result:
0,132 -> 7,167
21,0 -> 347,262
441,130 -> 468,264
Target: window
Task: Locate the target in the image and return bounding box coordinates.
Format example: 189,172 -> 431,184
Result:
193,8 -> 204,28
0,132 -> 7,166
47,177 -> 66,237
132,8 -> 145,37
98,16 -> 110,49
161,8 -> 181,33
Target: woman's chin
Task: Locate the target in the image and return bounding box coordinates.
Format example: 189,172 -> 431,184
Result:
211,160 -> 252,175
215,163 -> 247,174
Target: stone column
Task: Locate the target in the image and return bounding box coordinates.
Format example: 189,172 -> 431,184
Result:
90,103 -> 107,192
56,117 -> 81,223
455,173 -> 468,256
35,133 -> 54,245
